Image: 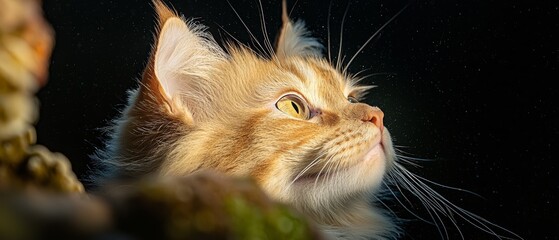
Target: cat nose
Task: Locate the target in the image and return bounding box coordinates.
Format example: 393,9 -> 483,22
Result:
362,106 -> 384,132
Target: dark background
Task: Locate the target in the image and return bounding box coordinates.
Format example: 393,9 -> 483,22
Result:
39,0 -> 557,239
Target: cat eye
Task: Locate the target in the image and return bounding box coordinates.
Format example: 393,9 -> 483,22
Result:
276,94 -> 310,120
348,96 -> 359,103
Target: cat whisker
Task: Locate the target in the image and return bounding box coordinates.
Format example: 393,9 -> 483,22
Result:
351,75 -> 377,86
347,68 -> 370,81
392,144 -> 413,149
327,0 -> 334,64
406,168 -> 484,199
371,194 -> 400,226
387,175 -> 429,214
350,72 -> 398,87
312,156 -> 330,188
388,175 -> 444,232
323,157 -> 335,185
313,154 -> 335,188
391,171 -> 450,220
342,3 -> 410,74
382,180 -> 433,224
396,166 -> 474,240
390,167 -> 452,239
393,147 -> 432,168
325,154 -> 342,186
288,0 -> 300,16
395,153 -> 433,163
387,173 -> 419,208
393,146 -> 423,155
290,161 -> 321,186
225,0 -> 269,57
346,69 -> 377,90
216,25 -> 265,59
394,146 -> 435,162
395,155 -> 423,168
335,2 -> 351,71
398,168 -> 501,239
256,0 -> 275,57
395,150 -> 485,198
288,152 -> 327,188
361,72 -> 399,78
391,162 -> 524,240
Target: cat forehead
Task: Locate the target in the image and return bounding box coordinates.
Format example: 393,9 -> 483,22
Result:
284,58 -> 342,87
225,52 -> 351,108
221,49 -> 354,110
275,57 -> 350,106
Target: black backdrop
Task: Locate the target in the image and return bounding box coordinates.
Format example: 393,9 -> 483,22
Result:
39,0 -> 556,239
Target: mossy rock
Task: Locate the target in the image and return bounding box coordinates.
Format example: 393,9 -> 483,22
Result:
0,171 -> 324,240
103,171 -> 323,240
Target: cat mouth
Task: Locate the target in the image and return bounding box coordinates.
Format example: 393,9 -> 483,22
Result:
293,138 -> 385,183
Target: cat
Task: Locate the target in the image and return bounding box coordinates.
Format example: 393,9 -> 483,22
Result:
93,0 -> 521,239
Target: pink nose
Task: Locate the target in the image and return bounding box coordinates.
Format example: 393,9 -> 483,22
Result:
362,106 -> 384,132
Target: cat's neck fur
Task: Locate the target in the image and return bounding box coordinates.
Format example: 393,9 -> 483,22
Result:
305,197 -> 397,239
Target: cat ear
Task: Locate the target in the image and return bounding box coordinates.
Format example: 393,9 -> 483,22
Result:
149,0 -> 225,116
275,0 -> 323,58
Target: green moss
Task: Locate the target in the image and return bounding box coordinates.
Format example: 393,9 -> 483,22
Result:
225,194 -> 312,240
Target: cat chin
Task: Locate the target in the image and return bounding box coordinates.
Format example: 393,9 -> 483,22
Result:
379,128 -> 396,171
284,130 -> 398,239
291,146 -> 386,190
278,134 -> 392,213
289,159 -> 386,208
293,128 -> 395,192
292,143 -> 383,180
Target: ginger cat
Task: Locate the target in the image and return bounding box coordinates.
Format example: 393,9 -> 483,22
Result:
94,1 -> 520,239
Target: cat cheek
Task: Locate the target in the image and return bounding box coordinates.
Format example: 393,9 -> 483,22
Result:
250,158 -> 274,185
318,111 -> 340,126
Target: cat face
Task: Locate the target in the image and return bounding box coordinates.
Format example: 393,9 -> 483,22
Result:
115,0 -> 394,216
161,54 -> 395,210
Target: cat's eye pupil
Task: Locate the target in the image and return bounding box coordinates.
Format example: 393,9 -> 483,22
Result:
275,94 -> 309,120
291,101 -> 299,114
